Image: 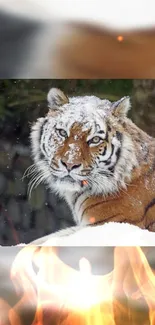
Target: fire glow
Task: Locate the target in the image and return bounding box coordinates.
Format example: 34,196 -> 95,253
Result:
117,35 -> 124,42
1,246 -> 155,324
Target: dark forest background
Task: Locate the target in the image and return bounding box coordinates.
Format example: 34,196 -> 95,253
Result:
0,79 -> 133,144
0,79 -> 155,245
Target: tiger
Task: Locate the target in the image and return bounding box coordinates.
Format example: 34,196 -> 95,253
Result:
30,88 -> 155,244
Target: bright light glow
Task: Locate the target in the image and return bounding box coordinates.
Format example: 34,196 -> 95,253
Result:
117,35 -> 124,42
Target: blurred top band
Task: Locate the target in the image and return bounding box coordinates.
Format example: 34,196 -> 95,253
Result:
1,0 -> 155,78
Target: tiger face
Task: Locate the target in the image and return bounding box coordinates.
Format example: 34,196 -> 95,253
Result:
30,88 -> 138,196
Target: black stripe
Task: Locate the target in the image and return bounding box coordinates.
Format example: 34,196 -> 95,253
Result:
101,145 -> 107,156
42,142 -> 46,153
89,220 -> 105,226
39,118 -> 48,143
107,125 -> 111,132
105,130 -> 109,142
81,197 -> 119,219
38,119 -> 48,160
108,166 -> 115,173
72,192 -> 83,208
39,152 -> 45,160
88,213 -> 123,226
116,147 -> 121,161
39,150 -> 49,163
144,198 -> 155,216
126,198 -> 155,228
107,146 -> 121,173
104,144 -> 114,165
112,132 -> 122,166
105,132 -> 122,168
116,131 -> 122,142
152,157 -> 155,172
98,130 -> 105,134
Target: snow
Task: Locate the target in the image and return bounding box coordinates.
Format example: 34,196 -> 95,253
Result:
32,222 -> 155,246
37,95 -> 109,168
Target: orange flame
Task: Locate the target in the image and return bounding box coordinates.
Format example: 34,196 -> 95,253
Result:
1,246 -> 155,324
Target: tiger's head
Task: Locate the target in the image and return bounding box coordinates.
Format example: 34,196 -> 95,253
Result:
30,88 -> 138,197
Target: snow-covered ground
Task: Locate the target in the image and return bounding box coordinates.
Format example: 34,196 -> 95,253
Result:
29,222 -> 155,246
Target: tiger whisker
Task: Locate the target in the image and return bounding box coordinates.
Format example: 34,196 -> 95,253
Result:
28,170 -> 50,198
22,164 -> 37,180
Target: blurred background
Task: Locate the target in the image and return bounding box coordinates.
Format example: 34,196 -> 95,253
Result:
1,1 -> 155,78
0,79 -> 155,245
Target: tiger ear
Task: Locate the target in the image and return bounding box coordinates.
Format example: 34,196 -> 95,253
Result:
111,96 -> 131,118
47,88 -> 69,109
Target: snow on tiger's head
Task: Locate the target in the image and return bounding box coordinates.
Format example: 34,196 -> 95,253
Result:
30,88 -> 137,195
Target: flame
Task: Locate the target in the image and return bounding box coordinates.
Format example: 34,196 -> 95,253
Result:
1,246 -> 155,324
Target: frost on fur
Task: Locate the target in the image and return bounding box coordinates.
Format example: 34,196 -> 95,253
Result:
29,89 -> 154,227
111,96 -> 131,118
30,90 -> 138,201
47,88 -> 69,109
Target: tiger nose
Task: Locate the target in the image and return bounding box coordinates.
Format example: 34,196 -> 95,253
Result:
60,159 -> 81,171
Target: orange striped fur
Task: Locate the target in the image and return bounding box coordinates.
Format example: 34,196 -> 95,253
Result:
30,89 -> 155,234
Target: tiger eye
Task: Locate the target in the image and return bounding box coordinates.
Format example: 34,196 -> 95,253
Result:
91,136 -> 101,143
57,128 -> 68,138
